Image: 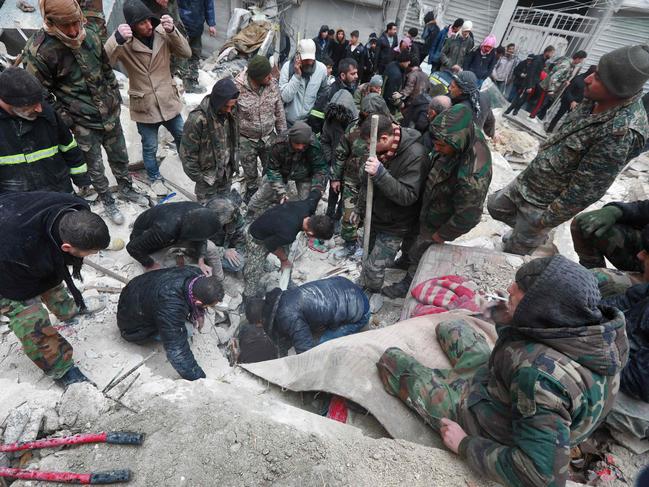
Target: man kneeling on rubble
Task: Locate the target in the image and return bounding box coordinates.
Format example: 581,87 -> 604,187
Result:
246,276 -> 370,357
377,256 -> 628,487
117,267 -> 224,380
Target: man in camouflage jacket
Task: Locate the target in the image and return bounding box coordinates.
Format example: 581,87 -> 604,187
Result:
23,0 -> 148,224
180,78 -> 240,202
489,44 -> 649,255
383,104 -> 492,298
246,121 -> 327,217
378,255 -> 628,487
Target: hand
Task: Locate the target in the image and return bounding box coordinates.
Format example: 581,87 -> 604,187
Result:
155,0 -> 168,7
570,101 -> 578,110
223,248 -> 241,267
208,26 -> 216,37
280,259 -> 292,270
482,290 -> 512,324
439,418 -> 467,454
117,24 -> 132,41
279,195 -> 289,205
349,211 -> 360,226
526,88 -> 533,94
330,180 -> 341,193
391,91 -> 403,102
431,233 -> 445,244
576,206 -> 622,238
293,57 -> 302,77
160,14 -> 174,33
198,261 -> 213,277
364,156 -> 381,177
144,262 -> 162,272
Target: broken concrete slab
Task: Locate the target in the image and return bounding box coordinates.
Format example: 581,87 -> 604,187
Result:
57,383 -> 110,429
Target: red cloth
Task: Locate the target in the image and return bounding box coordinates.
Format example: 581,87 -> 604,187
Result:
410,275 -> 481,318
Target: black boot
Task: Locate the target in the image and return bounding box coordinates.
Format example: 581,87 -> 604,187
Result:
56,366 -> 89,388
381,275 -> 413,299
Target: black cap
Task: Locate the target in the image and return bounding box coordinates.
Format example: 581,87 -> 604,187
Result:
0,67 -> 43,107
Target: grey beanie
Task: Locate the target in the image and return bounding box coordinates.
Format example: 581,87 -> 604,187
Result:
287,121 -> 312,144
598,44 -> 649,98
360,92 -> 391,118
515,257 -> 553,293
0,67 -> 43,107
369,74 -> 383,87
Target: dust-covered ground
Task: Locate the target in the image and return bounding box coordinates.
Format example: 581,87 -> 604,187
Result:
1,69 -> 649,486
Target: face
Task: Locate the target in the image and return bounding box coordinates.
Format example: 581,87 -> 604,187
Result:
61,243 -> 99,258
369,85 -> 382,94
451,26 -> 460,34
336,31 -> 344,42
573,57 -> 585,66
341,67 -> 358,85
461,30 -> 470,39
482,45 -> 493,55
57,21 -> 81,38
291,142 -> 308,152
12,102 -> 43,121
427,108 -> 437,121
256,73 -> 273,86
302,59 -> 315,69
507,281 -> 525,314
326,65 -> 333,76
433,139 -> 455,155
351,35 -> 359,44
320,31 -> 327,39
388,26 -> 397,36
448,80 -> 462,99
134,19 -> 153,37
506,45 -> 515,56
583,70 -> 611,101
637,249 -> 649,281
544,49 -> 555,60
219,99 -> 237,113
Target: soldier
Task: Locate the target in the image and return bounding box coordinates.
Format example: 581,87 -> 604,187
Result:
353,114 -> 428,294
488,44 -> 649,255
0,192 -> 110,386
246,121 -> 328,218
205,194 -> 247,274
76,0 -> 108,43
383,104 -> 492,298
177,0 -> 216,93
0,67 -> 90,194
378,256 -> 628,486
23,0 -> 150,225
234,55 -> 287,203
180,78 -> 240,203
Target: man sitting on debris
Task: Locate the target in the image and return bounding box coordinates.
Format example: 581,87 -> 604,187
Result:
242,191 -> 334,300
117,267 -> 224,380
23,0 -> 149,225
489,44 -> 649,255
246,121 -> 328,217
0,192 -> 110,386
378,255 -> 628,486
0,67 -> 90,194
248,277 -> 370,357
235,55 -> 287,203
105,0 -> 191,197
205,194 -> 247,275
354,114 -> 428,295
383,104 -> 492,298
126,201 -> 226,278
180,78 -> 240,203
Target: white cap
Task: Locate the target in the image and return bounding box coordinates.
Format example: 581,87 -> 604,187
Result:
461,20 -> 473,32
298,39 -> 317,61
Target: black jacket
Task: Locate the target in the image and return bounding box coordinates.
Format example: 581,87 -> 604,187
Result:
0,191 -> 89,307
308,78 -> 355,134
0,103 -> 88,194
313,36 -> 332,62
525,54 -> 547,89
117,266 -> 206,381
376,32 -> 397,74
511,59 -> 532,88
463,49 -> 497,82
330,39 -> 349,75
346,42 -> 367,79
268,277 -> 369,354
383,60 -> 406,111
403,93 -> 432,133
560,72 -> 589,105
127,202 -> 223,267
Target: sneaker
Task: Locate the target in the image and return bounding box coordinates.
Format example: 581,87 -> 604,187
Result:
56,366 -> 89,388
100,193 -> 125,225
381,275 -> 412,299
150,179 -> 169,197
117,183 -> 149,206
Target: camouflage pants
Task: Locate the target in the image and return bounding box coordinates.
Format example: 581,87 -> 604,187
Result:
72,122 -> 131,195
571,219 -> 643,272
195,182 -> 232,204
239,137 -> 271,194
340,182 -> 359,243
487,182 -> 550,255
0,284 -> 78,379
183,35 -> 202,83
377,319 -> 491,430
243,237 -> 271,298
360,231 -> 402,291
247,177 -> 311,217
590,268 -> 645,299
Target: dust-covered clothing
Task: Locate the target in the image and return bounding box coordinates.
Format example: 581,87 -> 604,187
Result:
359,231 -> 403,291
334,124 -> 366,243
539,56 -> 572,94
235,68 -> 287,140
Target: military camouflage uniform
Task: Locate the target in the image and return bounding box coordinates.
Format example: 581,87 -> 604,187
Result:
590,268 -> 644,299
22,24 -> 133,197
246,134 -> 327,216
571,220 -> 643,272
0,283 -> 77,379
205,195 -> 247,273
76,0 -> 108,43
242,236 -> 274,297
180,96 -> 239,202
334,125 -> 365,243
489,93 -> 649,255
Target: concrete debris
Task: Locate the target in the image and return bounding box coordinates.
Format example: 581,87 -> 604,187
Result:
57,383 -> 110,429
2,403 -> 44,460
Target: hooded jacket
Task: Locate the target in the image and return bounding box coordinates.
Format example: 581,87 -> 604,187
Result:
117,266 -> 206,380
264,277 -> 369,354
402,92 -> 432,133
420,104 -> 492,240
126,201 -> 224,267
320,89 -> 358,167
0,192 -> 90,307
459,255 -> 629,487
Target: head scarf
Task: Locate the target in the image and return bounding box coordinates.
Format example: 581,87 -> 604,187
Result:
39,0 -> 87,49
431,104 -> 475,154
480,35 -> 497,54
452,71 -> 481,120
187,276 -> 206,326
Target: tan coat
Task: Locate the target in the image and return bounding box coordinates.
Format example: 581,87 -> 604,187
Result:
105,25 -> 191,123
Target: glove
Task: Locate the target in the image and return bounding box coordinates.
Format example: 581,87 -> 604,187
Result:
576,206 -> 623,238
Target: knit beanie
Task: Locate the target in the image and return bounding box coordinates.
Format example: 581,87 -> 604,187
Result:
369,74 -> 383,87
0,68 -> 43,107
598,44 -> 649,98
452,18 -> 464,29
287,121 -> 312,144
40,0 -> 82,25
247,55 -> 272,81
461,20 -> 473,32
515,257 -> 552,292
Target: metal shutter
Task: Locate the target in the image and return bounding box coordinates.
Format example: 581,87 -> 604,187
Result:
441,0 -> 503,44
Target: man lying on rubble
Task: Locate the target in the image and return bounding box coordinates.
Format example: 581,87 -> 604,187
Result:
377,255 -> 628,487
117,267 -> 224,380
245,277 -> 370,357
0,191 -> 110,386
488,44 -> 649,255
126,201 -> 228,278
571,199 -> 648,295
242,190 -> 334,301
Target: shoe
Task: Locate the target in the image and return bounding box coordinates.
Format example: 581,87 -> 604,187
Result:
150,179 -> 169,197
117,183 -> 149,206
389,255 -> 409,270
504,107 -> 513,115
381,275 -> 413,299
512,110 -> 519,116
56,366 -> 89,388
78,296 -> 106,315
100,193 -> 125,225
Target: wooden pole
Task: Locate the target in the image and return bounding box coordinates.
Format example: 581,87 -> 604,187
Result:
362,115 -> 379,264
85,259 -> 130,285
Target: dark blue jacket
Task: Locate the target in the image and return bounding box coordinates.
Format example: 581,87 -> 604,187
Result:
117,266 -> 206,381
271,277 -> 369,354
177,0 -> 215,38
463,48 -> 498,82
428,26 -> 450,66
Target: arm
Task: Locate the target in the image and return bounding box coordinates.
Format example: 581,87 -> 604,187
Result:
333,134 -> 352,181
290,316 -> 316,354
462,49 -> 474,71
265,146 -> 288,200
274,85 -> 288,134
621,347 -> 649,402
400,72 -> 417,98
601,283 -> 649,311
126,228 -> 174,267
167,25 -> 192,58
179,114 -> 207,183
435,172 -> 489,241
606,200 -> 649,227
439,39 -> 451,67
371,155 -> 424,207
460,370 -> 572,487
104,32 -> 124,65
308,142 -> 329,194
158,301 -> 206,380
279,63 -> 301,104
483,109 -> 496,138
204,0 -> 215,27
